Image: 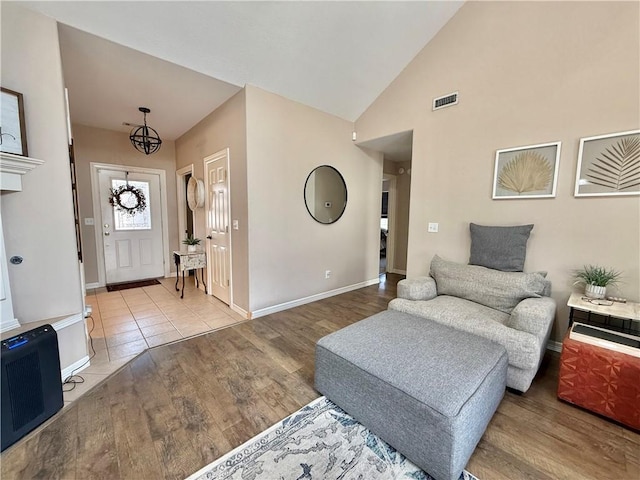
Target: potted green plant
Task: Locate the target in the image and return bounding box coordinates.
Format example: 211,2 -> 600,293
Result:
573,265 -> 621,299
182,235 -> 201,252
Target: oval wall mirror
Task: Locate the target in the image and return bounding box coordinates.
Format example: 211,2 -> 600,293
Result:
304,165 -> 347,224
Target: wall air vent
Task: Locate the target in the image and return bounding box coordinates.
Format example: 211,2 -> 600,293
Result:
432,92 -> 458,111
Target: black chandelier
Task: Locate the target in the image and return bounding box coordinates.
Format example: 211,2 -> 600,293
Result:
129,107 -> 162,155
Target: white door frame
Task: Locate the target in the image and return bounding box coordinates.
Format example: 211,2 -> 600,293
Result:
383,173 -> 397,273
203,148 -> 233,306
90,162 -> 171,287
176,164 -> 195,243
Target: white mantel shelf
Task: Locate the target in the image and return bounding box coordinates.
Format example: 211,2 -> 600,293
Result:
0,151 -> 45,191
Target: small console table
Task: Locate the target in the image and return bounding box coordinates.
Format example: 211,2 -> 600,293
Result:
173,250 -> 207,299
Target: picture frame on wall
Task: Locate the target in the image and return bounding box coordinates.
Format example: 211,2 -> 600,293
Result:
0,87 -> 28,157
492,141 -> 561,199
574,130 -> 640,197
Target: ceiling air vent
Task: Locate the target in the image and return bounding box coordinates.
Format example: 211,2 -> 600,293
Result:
432,92 -> 458,111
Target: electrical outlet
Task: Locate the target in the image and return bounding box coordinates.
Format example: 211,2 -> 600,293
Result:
428,222 -> 439,233
325,270 -> 331,279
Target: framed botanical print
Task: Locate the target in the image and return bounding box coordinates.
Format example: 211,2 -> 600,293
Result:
492,142 -> 561,199
574,130 -> 640,197
0,87 -> 28,156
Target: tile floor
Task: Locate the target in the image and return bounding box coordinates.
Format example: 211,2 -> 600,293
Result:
62,276 -> 246,406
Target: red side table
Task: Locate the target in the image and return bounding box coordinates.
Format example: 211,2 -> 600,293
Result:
558,334 -> 640,430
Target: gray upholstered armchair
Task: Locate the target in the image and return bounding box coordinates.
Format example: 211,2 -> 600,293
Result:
389,255 -> 556,392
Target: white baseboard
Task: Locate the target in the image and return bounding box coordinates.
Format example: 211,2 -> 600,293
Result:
547,340 -> 562,353
231,303 -> 250,320
0,318 -> 21,333
52,313 -> 84,331
388,268 -> 406,275
61,354 -> 90,381
85,282 -> 101,290
251,278 -> 381,320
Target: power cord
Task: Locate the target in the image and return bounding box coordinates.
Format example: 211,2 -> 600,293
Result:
62,314 -> 96,392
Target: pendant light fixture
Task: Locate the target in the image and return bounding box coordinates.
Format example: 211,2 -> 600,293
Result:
129,107 -> 162,155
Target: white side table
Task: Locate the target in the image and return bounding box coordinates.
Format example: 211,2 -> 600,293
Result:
173,250 -> 207,299
567,292 -> 639,335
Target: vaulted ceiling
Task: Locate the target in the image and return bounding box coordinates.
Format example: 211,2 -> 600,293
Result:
21,1 -> 464,141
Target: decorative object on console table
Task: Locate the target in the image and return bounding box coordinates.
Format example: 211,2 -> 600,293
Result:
0,87 -> 28,157
182,234 -> 201,253
572,265 -> 621,300
574,130 -> 640,197
492,141 -> 561,199
173,250 -> 207,299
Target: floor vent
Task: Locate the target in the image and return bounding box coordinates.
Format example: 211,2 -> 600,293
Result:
433,92 -> 458,111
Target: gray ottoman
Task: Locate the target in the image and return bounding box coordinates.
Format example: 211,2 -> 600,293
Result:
315,310 -> 508,480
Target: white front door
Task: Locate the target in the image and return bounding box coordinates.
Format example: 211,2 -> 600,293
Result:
204,149 -> 231,305
98,168 -> 165,284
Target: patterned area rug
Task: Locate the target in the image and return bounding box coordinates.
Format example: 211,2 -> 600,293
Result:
105,278 -> 161,292
186,396 -> 478,480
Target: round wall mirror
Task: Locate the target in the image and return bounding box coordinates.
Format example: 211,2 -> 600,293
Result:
304,165 -> 347,224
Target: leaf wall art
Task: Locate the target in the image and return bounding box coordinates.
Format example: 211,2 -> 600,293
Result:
575,130 -> 640,196
493,142 -> 561,199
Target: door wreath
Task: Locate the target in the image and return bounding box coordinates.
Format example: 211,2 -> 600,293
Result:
109,183 -> 147,216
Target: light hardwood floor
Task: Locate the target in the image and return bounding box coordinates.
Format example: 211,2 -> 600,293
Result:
1,274 -> 638,479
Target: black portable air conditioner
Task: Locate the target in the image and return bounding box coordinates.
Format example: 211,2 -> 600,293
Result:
1,324 -> 63,451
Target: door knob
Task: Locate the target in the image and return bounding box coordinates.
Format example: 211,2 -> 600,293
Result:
206,235 -> 212,240
104,232 -> 110,236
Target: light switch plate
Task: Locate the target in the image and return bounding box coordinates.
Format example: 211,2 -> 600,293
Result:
428,222 -> 439,233
84,218 -> 95,226
232,220 -> 239,230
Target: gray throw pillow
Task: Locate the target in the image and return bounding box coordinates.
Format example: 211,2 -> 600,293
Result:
469,223 -> 533,272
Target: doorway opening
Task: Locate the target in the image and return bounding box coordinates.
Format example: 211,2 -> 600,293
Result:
184,173 -> 194,238
176,165 -> 196,278
176,165 -> 195,243
356,130 -> 412,277
380,178 -> 395,275
380,189 -> 388,274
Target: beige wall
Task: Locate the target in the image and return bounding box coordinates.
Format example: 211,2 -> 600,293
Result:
246,85 -> 382,312
356,1 -> 640,343
72,124 -> 178,285
1,4 -> 84,322
175,90 -> 249,311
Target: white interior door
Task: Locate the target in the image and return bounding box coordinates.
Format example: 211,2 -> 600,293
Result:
98,169 -> 165,284
205,150 -> 231,305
